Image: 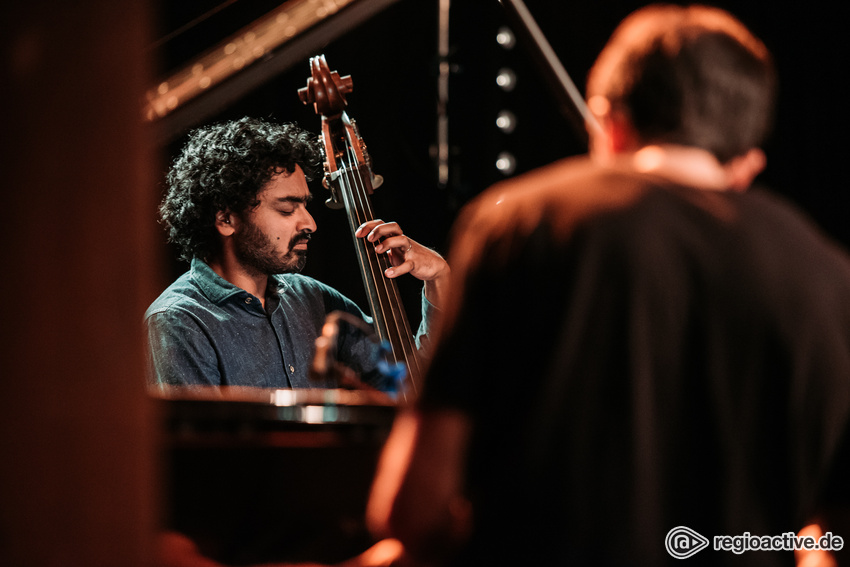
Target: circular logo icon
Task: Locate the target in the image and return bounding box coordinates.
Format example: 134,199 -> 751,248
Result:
666,526 -> 710,559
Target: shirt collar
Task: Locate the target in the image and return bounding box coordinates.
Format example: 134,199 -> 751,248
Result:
189,257 -> 247,304
190,257 -> 290,304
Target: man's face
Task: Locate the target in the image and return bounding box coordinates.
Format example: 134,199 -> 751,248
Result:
232,165 -> 317,275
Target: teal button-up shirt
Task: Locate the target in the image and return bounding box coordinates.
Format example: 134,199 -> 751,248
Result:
145,258 -> 434,390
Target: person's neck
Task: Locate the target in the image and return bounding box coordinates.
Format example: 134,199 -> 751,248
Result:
207,254 -> 269,307
594,144 -> 738,191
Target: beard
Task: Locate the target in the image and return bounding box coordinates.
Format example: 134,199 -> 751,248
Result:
232,219 -> 310,275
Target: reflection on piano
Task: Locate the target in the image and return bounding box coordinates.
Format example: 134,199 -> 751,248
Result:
155,387 -> 397,565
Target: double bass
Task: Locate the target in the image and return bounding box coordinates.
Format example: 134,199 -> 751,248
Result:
299,55 -> 423,398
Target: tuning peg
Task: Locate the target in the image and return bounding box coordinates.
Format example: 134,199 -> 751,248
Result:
298,55 -> 353,116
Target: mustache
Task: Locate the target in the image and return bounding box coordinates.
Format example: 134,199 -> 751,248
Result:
289,231 -> 312,248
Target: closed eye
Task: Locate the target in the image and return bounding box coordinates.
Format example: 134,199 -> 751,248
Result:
276,196 -> 310,215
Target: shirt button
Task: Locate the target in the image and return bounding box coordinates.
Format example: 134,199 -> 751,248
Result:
244,297 -> 252,304
289,365 -> 295,373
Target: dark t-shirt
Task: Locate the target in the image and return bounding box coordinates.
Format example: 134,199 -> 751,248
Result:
421,157 -> 850,566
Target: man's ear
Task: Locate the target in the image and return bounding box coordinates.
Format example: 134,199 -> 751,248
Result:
588,100 -> 639,160
607,109 -> 641,154
724,148 -> 766,192
215,211 -> 236,236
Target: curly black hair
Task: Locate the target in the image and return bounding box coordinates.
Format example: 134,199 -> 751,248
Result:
160,117 -> 322,262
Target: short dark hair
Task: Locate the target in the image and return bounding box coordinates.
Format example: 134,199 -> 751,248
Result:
160,117 -> 322,262
587,4 -> 776,162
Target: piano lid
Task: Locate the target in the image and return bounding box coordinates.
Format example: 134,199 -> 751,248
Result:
144,0 -> 401,144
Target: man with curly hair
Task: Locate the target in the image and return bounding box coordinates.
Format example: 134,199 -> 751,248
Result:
145,117 -> 450,390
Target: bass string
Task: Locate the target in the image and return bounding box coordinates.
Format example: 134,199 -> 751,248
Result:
339,144 -> 420,378
343,157 -> 420,387
338,145 -> 398,340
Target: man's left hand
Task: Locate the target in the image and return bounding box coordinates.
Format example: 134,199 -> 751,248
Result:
355,220 -> 450,308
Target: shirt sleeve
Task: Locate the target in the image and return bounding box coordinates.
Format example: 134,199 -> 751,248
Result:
145,308 -> 222,387
414,286 -> 440,357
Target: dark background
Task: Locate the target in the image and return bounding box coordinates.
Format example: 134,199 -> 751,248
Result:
146,0 -> 850,318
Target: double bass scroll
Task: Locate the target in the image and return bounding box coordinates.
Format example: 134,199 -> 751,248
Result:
299,55 -> 423,399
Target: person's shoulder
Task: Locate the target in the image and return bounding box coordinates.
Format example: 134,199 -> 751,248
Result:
275,273 -> 353,303
275,273 -> 363,315
741,185 -> 850,266
144,270 -> 206,320
486,154 -> 643,198
275,272 -> 336,295
742,184 -> 827,227
453,156 -> 648,247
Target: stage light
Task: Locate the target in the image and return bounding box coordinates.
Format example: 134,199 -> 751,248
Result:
496,110 -> 517,133
496,26 -> 516,49
495,151 -> 517,175
496,68 -> 516,91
